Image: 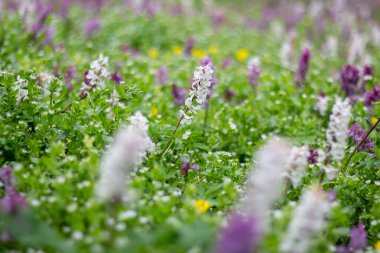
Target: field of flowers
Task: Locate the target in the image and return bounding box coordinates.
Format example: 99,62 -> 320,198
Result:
1,0 -> 380,252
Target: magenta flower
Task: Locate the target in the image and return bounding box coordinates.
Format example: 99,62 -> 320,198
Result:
84,18 -> 100,37
172,84 -> 187,106
364,85 -> 380,107
111,72 -> 123,85
347,123 -> 375,153
348,223 -> 368,251
1,191 -> 26,216
215,213 -> 260,253
184,37 -> 195,56
307,148 -> 318,164
181,158 -> 199,175
0,166 -> 15,193
363,65 -> 374,78
339,65 -> 360,97
155,66 -> 168,86
295,48 -> 311,87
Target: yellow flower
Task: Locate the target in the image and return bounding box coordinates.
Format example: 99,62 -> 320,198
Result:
194,199 -> 211,213
172,46 -> 183,56
208,46 -> 218,54
148,49 -> 159,59
235,48 -> 249,61
151,107 -> 159,117
372,117 -> 379,126
375,240 -> 380,250
192,48 -> 207,59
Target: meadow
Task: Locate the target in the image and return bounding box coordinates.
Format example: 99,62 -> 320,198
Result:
1,0 -> 380,252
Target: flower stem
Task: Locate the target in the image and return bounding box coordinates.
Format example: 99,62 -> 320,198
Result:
342,117 -> 380,172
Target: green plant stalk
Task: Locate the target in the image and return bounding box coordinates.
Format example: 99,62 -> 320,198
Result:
342,117 -> 380,172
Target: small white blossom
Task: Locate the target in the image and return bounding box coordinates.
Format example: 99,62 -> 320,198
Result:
322,165 -> 339,180
285,145 -> 309,187
280,186 -> 330,253
182,130 -> 191,140
14,76 -> 29,104
80,54 -> 109,96
326,97 -> 352,163
316,94 -> 329,116
96,112 -> 154,201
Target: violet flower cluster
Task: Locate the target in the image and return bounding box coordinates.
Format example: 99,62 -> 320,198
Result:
347,123 -> 375,153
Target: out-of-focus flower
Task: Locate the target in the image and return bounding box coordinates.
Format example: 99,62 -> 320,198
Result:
1,191 -> 26,216
171,84 -> 187,106
316,93 -> 329,116
348,223 -> 368,251
0,166 -> 15,193
13,76 -> 28,105
247,57 -> 260,87
172,46 -> 183,55
339,65 -> 360,97
280,186 -> 330,253
364,85 -> 380,107
208,46 -> 218,54
375,240 -> 380,250
235,49 -> 249,62
327,189 -> 336,202
295,48 -> 311,87
181,158 -> 199,175
285,145 -> 309,187
326,97 -> 352,163
222,57 -> 233,69
155,66 -> 168,86
192,48 -> 207,59
348,123 -> 375,153
150,107 -> 158,117
184,38 -> 195,56
96,112 -> 154,201
211,10 -> 225,28
322,36 -> 338,58
240,137 -> 291,231
111,72 -> 123,85
307,148 -> 319,164
215,212 -> 260,253
194,199 -> 210,213
80,54 -> 109,98
84,18 -> 100,38
224,88 -> 236,101
64,66 -> 77,92
148,49 -> 158,59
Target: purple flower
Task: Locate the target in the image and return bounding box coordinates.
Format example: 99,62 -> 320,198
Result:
295,48 -> 311,87
111,72 -> 123,85
184,37 -> 195,56
215,213 -> 260,253
121,44 -> 140,57
181,158 -> 199,175
155,66 -> 168,86
364,85 -> 380,107
172,84 -> 187,106
339,65 -> 360,97
347,123 -> 375,153
64,65 -> 77,92
1,191 -> 26,216
327,189 -> 336,202
248,59 -> 260,87
212,10 -> 225,27
200,57 -> 212,67
363,65 -> 374,78
0,166 -> 14,193
224,88 -> 236,101
60,0 -> 71,18
31,1 -> 53,39
42,26 -> 54,45
84,18 -> 100,37
222,57 -> 233,69
348,223 -> 367,251
307,148 -> 318,164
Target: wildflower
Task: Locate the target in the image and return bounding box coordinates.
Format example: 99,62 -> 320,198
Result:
240,137 -> 291,231
1,191 -> 26,216
181,158 -> 199,175
107,90 -> 124,109
280,32 -> 295,68
364,85 -> 380,107
316,93 -> 329,116
348,123 -> 375,153
30,1 -> 52,39
194,199 -> 210,213
363,65 -> 374,78
348,223 -> 368,251
64,66 -> 77,92
247,57 -> 260,87
148,49 -> 158,59
192,48 -> 207,59
339,65 -> 360,97
326,97 -> 352,163
235,49 -> 249,61
80,54 -> 109,98
295,48 -> 311,87
211,11 -> 225,28
111,72 -> 123,85
96,112 -> 155,201
215,212 -> 260,253
84,18 -> 100,37
322,36 -> 338,58
285,145 -> 309,187
327,189 -> 336,202
200,58 -> 218,106
13,76 -> 28,104
36,72 -> 53,87
221,57 -> 233,69
155,66 -> 168,86
172,46 -> 182,55
180,64 -> 215,125
208,46 -> 218,54
375,240 -> 380,250
280,186 -> 330,253
307,148 -> 318,164
322,165 -> 339,180
372,117 -> 379,126
150,107 -> 159,117
171,84 -> 187,106
0,166 -> 15,193
184,37 -> 195,56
